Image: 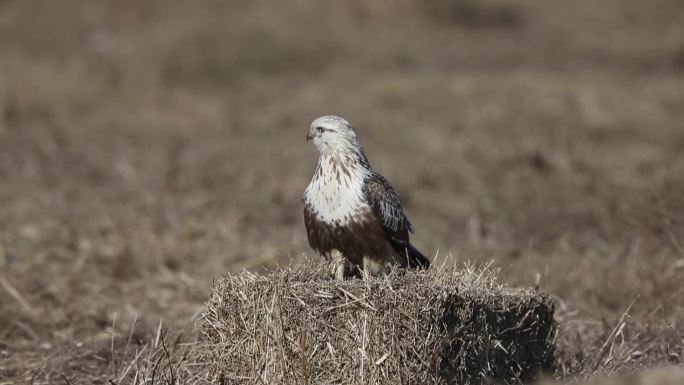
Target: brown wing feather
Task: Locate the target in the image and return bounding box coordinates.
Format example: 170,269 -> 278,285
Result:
362,173 -> 413,246
362,173 -> 430,269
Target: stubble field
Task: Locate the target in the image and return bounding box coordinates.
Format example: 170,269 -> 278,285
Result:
1,0 -> 683,383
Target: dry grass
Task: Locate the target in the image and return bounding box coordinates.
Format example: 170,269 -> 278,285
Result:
1,0 -> 683,383
201,262 -> 555,384
539,366 -> 684,385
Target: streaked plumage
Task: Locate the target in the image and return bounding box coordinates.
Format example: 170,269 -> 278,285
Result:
303,115 -> 430,278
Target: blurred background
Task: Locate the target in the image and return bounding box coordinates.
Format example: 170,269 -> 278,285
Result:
1,0 -> 683,382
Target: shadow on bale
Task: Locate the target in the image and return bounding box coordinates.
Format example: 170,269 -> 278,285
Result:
201,262 -> 556,385
434,293 -> 556,384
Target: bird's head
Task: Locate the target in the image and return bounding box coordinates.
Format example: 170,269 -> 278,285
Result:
306,115 -> 361,155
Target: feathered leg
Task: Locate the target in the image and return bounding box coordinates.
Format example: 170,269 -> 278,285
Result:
362,257 -> 387,279
328,250 -> 360,280
329,250 -> 346,281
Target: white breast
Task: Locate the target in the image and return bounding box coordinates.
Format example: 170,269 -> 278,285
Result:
304,156 -> 369,225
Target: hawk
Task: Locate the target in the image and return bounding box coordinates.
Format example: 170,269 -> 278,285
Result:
303,115 -> 430,279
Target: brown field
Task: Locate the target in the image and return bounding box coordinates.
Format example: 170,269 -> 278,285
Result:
1,0 -> 683,383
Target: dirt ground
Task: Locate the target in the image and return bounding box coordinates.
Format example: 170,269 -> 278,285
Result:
0,0 -> 683,383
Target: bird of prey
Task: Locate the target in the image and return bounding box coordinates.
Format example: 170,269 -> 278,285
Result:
303,115 -> 430,279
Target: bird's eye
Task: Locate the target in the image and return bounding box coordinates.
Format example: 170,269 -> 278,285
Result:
316,126 -> 325,133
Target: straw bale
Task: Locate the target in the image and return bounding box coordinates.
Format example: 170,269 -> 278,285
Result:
201,263 -> 556,384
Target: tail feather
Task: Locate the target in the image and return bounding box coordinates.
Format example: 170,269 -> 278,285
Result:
405,243 -> 430,270
388,239 -> 431,270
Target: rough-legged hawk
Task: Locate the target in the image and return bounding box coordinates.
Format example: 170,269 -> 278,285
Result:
303,115 -> 430,278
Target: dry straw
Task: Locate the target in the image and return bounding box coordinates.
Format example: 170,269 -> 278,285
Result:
201,261 -> 556,384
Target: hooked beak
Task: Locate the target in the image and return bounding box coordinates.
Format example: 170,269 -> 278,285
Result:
306,133 -> 314,142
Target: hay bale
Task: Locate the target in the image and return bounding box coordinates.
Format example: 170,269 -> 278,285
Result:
201,263 -> 556,384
